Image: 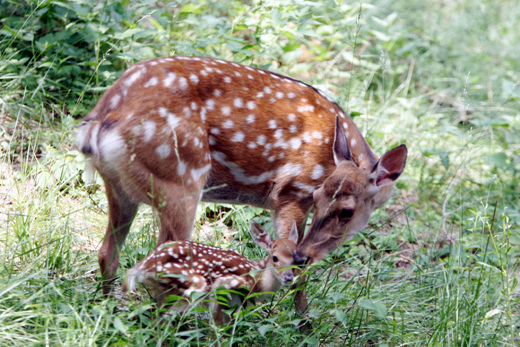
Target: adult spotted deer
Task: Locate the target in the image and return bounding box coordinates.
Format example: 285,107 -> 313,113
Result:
77,56 -> 407,300
123,221 -> 298,324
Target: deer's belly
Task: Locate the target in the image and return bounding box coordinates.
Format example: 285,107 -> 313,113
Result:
202,168 -> 273,209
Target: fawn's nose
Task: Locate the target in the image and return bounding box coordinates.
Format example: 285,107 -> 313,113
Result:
281,271 -> 294,284
293,250 -> 309,266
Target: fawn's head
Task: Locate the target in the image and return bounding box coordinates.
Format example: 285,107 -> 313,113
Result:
250,220 -> 298,288
294,117 -> 407,265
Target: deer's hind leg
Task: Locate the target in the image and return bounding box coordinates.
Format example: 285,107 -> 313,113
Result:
98,176 -> 140,294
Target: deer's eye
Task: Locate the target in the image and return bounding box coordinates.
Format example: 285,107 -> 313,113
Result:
273,255 -> 279,263
339,208 -> 354,220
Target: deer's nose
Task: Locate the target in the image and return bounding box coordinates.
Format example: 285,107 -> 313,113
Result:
293,250 -> 308,266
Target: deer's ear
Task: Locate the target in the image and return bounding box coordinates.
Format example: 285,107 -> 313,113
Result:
288,220 -> 299,244
370,144 -> 408,187
333,116 -> 352,166
250,220 -> 273,250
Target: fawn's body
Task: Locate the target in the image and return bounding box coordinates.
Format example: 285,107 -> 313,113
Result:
124,221 -> 298,324
77,56 -> 407,298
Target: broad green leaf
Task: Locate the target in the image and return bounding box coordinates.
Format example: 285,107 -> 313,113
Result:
113,317 -> 128,334
359,298 -> 388,319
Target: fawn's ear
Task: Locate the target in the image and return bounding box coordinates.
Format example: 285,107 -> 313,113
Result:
370,144 -> 408,187
250,220 -> 273,250
288,220 -> 299,244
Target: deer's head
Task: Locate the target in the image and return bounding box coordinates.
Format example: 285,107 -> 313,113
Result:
294,117 -> 407,265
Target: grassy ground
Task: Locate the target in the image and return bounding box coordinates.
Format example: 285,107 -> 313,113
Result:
1,0 -> 519,345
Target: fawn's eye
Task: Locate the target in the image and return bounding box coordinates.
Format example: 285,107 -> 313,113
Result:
273,255 -> 279,263
338,208 -> 354,220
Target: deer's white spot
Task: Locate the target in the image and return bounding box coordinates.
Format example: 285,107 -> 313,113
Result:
221,106 -> 231,116
210,128 -> 221,135
268,156 -> 276,162
289,138 -> 302,150
312,131 -> 323,139
256,92 -> 265,98
233,98 -> 243,108
256,135 -> 266,145
274,139 -> 288,150
124,69 -> 144,87
359,153 -> 365,161
350,139 -> 357,147
288,113 -> 296,122
343,122 -> 349,130
177,160 -> 187,176
325,138 -> 330,144
163,72 -> 177,87
167,114 -> 182,129
142,121 -> 156,142
302,131 -> 312,143
231,132 -> 245,142
190,74 -> 199,84
311,164 -> 324,180
277,162 -> 302,177
246,101 -> 256,110
179,77 -> 188,90
144,77 -> 158,88
274,129 -> 283,139
247,142 -> 257,149
268,120 -> 277,129
276,91 -> 284,99
248,75 -> 254,79
200,108 -> 207,123
183,106 -> 191,118
222,120 -> 234,129
289,125 -> 297,133
110,94 -> 121,109
191,102 -> 198,111
234,71 -> 241,77
264,86 -> 272,94
224,76 -> 232,83
287,92 -> 296,98
206,99 -> 216,110
191,164 -> 211,182
246,114 -> 255,123
156,143 -> 171,159
298,104 -> 315,113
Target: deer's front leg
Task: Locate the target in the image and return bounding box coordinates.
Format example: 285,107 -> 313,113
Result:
273,199 -> 312,239
273,199 -> 312,316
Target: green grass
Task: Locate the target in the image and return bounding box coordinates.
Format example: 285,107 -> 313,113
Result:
1,0 -> 519,345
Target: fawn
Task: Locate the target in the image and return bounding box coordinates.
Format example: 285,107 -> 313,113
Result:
123,221 -> 298,324
77,56 -> 407,312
